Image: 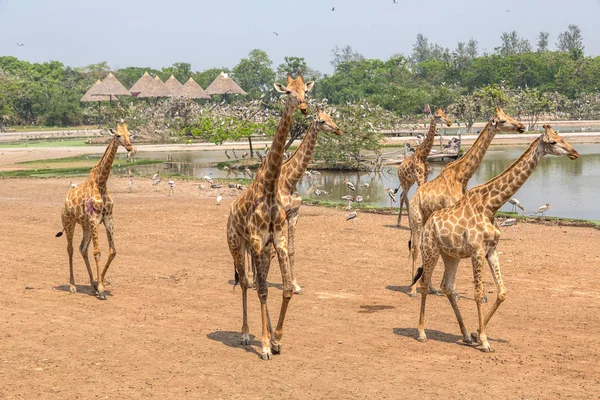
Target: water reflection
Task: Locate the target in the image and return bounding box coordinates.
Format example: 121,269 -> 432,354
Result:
115,144 -> 600,220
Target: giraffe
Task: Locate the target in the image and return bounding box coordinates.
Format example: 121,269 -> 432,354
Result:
407,108 -> 525,296
413,125 -> 579,352
277,106 -> 342,294
226,74 -> 314,360
396,108 -> 452,227
56,121 -> 133,300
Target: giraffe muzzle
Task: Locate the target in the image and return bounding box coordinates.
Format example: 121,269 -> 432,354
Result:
568,150 -> 580,160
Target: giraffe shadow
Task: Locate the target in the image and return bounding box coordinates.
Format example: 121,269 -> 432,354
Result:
206,331 -> 261,356
393,327 -> 463,343
383,224 -> 410,231
53,284 -> 113,298
227,280 -> 283,290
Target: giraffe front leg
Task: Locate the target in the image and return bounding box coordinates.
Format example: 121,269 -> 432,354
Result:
99,216 -> 117,297
471,251 -> 493,352
416,241 -> 439,343
251,233 -> 272,360
440,254 -> 472,344
270,229 -> 293,355
89,220 -> 105,300
287,211 -> 302,294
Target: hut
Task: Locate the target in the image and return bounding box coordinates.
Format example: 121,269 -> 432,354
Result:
205,72 -> 247,96
129,71 -> 155,97
181,77 -> 211,100
164,74 -> 185,97
86,72 -> 131,104
81,80 -> 114,102
137,76 -> 171,98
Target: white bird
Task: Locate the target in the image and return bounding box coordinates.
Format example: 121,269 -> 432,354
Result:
245,167 -> 253,179
198,184 -> 205,191
507,197 -> 525,213
236,183 -> 244,190
385,188 -> 397,206
202,172 -> 213,184
343,179 -> 356,192
70,181 -> 77,189
355,196 -> 363,203
305,170 -> 313,180
499,218 -> 520,238
152,178 -> 161,191
346,211 -> 358,222
152,172 -> 159,181
310,170 -> 322,175
216,193 -> 223,206
360,183 -> 370,189
168,180 -> 175,195
535,203 -> 551,216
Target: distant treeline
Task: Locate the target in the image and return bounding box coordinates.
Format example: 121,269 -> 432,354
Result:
1,25 -> 598,127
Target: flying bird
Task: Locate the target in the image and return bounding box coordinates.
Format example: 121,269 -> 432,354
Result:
272,31 -> 279,36
17,43 -> 24,46
331,7 -> 335,11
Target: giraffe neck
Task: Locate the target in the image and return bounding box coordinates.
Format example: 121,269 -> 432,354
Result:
450,120 -> 497,186
280,121 -> 318,191
474,137 -> 544,215
261,100 -> 295,193
412,117 -> 437,160
91,137 -> 119,190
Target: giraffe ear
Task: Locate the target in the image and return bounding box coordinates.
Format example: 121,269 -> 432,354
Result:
305,81 -> 315,92
108,129 -> 115,136
273,82 -> 289,94
490,115 -> 498,126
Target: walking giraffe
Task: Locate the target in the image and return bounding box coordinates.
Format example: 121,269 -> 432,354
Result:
407,108 -> 525,296
277,107 -> 342,293
56,120 -> 133,300
226,74 -> 314,360
413,125 -> 579,352
396,108 -> 452,227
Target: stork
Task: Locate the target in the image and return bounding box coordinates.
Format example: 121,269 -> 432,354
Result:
343,179 -> 356,192
499,218 -> 520,239
385,188 -> 397,207
216,193 -> 223,206
507,197 -> 525,213
535,203 -> 551,217
168,180 -> 175,196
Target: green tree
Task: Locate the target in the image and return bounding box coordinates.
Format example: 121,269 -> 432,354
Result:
557,24 -> 584,57
276,56 -> 308,79
330,45 -> 364,71
160,62 -> 193,83
193,67 -> 229,89
537,32 -> 550,52
232,49 -> 275,97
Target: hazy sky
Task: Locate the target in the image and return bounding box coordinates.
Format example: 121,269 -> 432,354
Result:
1,0 -> 598,75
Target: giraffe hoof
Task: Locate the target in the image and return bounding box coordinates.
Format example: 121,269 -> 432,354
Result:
408,292 -> 417,298
462,338 -> 473,345
98,293 -> 107,300
240,335 -> 250,346
271,342 -> 282,354
429,288 -> 443,296
470,332 -> 481,344
293,287 -> 303,295
260,351 -> 272,360
481,345 -> 495,353
69,285 -> 77,294
416,334 -> 427,343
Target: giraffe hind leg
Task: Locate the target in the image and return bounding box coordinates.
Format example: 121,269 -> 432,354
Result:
79,225 -> 95,291
440,254 -> 472,344
64,217 -> 77,294
228,232 -> 250,345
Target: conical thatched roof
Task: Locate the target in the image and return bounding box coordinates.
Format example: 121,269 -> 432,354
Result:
205,72 -> 247,95
81,80 -> 116,102
87,72 -> 131,98
137,76 -> 172,98
182,77 -> 211,99
164,74 -> 184,97
129,71 -> 155,96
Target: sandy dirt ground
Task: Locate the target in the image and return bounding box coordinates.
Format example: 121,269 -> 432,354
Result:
0,176 -> 599,399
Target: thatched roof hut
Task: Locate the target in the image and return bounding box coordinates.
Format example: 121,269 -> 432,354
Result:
164,74 -> 184,97
205,72 -> 247,95
181,77 -> 211,99
129,71 -> 155,96
81,80 -> 116,102
87,72 -> 131,99
137,76 -> 172,98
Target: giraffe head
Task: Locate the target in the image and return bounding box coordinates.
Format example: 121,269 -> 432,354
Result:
109,120 -> 133,152
490,108 -> 525,133
433,108 -> 452,127
273,74 -> 314,115
541,124 -> 579,160
314,107 -> 342,135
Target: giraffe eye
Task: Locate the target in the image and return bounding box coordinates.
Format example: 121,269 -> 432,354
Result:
549,140 -> 556,145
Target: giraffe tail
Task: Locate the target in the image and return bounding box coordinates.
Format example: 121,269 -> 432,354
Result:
55,230 -> 64,238
411,267 -> 423,287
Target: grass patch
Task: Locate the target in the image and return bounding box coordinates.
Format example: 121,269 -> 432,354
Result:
0,140 -> 89,148
3,125 -> 96,133
0,159 -> 160,178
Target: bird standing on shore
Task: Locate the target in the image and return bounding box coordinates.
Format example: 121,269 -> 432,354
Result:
508,197 -> 525,213
202,172 -> 213,184
245,167 -> 253,179
216,193 -> 223,206
535,203 -> 551,217
385,188 -> 397,207
168,180 -> 175,196
499,218 -> 520,239
346,211 -> 358,222
70,181 -> 78,189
